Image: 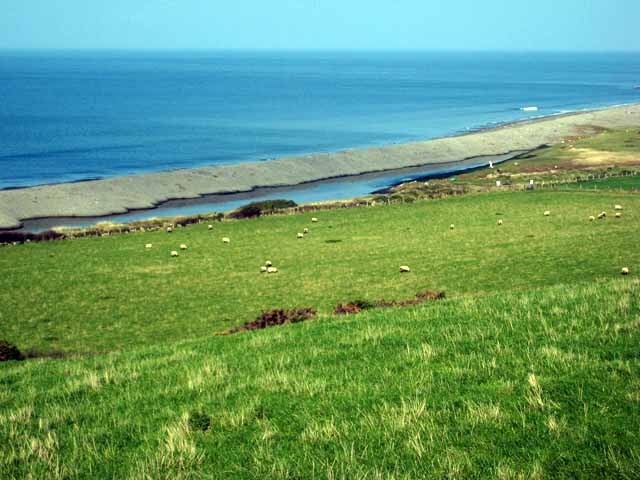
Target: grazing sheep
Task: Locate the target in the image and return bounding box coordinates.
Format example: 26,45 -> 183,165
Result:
598,212 -> 606,220
614,205 -> 623,211
208,224 -> 213,230
621,267 -> 630,276
303,228 -> 309,234
170,251 -> 179,257
399,265 -> 411,273
265,260 -> 273,267
514,162 -> 519,166
222,237 -> 230,244
497,219 -> 503,226
449,224 -> 455,230
166,227 -> 173,233
180,244 -> 188,250
495,180 -> 501,187
589,216 -> 595,222
615,212 -> 622,218
297,233 -> 304,238
260,266 -> 268,273
543,211 -> 551,216
145,243 -> 153,249
311,217 -> 319,223
267,267 -> 278,274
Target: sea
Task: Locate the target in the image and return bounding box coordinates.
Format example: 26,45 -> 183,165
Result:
1,50 -> 640,225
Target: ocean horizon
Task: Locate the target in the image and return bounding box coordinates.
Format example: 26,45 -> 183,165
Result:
1,50 -> 640,192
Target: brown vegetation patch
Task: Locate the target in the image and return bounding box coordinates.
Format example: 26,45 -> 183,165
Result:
23,349 -> 71,360
568,148 -> 640,167
223,307 -> 317,335
335,290 -> 446,315
0,340 -> 24,362
334,300 -> 376,315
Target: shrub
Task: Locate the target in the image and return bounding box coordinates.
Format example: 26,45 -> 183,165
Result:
227,199 -> 297,219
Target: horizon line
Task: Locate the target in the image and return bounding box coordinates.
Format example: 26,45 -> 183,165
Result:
1,47 -> 639,54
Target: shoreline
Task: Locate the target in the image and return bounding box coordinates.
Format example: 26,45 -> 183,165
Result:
0,103 -> 625,194
2,103 -> 640,231
12,151 -> 526,233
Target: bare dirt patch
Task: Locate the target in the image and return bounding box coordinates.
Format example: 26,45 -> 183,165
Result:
334,290 -> 446,315
223,308 -> 317,335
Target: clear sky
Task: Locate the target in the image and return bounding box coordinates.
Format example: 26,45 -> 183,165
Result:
2,0 -> 639,51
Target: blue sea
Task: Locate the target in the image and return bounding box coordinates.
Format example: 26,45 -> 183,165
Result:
1,50 -> 639,194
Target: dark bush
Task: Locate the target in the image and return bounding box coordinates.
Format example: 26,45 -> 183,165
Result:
227,199 -> 297,219
0,230 -> 65,244
0,341 -> 25,362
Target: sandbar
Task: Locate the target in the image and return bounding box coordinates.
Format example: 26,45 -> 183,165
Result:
1,104 -> 639,230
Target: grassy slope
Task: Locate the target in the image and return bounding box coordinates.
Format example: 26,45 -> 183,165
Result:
1,127 -> 640,478
0,189 -> 639,353
1,278 -> 638,479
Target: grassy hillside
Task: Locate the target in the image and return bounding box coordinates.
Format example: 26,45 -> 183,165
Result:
0,189 -> 638,354
1,127 -> 639,478
1,278 -> 638,478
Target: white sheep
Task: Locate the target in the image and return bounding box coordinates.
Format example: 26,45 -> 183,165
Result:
615,212 -> 622,218
170,251 -> 179,257
297,233 -> 304,238
265,260 -> 273,267
614,205 -> 623,211
267,267 -> 279,274
260,266 -> 268,273
543,211 -> 551,216
598,211 -> 606,219
208,224 -> 213,230
166,226 -> 173,233
589,216 -> 595,222
449,224 -> 455,230
222,237 -> 230,244
303,228 -> 309,234
497,219 -> 503,226
399,265 -> 411,273
145,243 -> 153,249
180,244 -> 188,250
621,267 -> 630,276
311,217 -> 319,223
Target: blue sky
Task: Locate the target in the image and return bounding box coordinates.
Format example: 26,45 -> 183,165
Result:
2,0 -> 639,51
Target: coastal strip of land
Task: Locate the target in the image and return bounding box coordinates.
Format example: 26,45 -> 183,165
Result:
1,104 -> 639,230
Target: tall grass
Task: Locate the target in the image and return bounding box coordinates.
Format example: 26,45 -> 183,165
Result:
1,279 -> 638,478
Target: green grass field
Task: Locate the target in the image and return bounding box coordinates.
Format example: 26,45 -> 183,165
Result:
1,189 -> 638,354
1,128 -> 639,478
